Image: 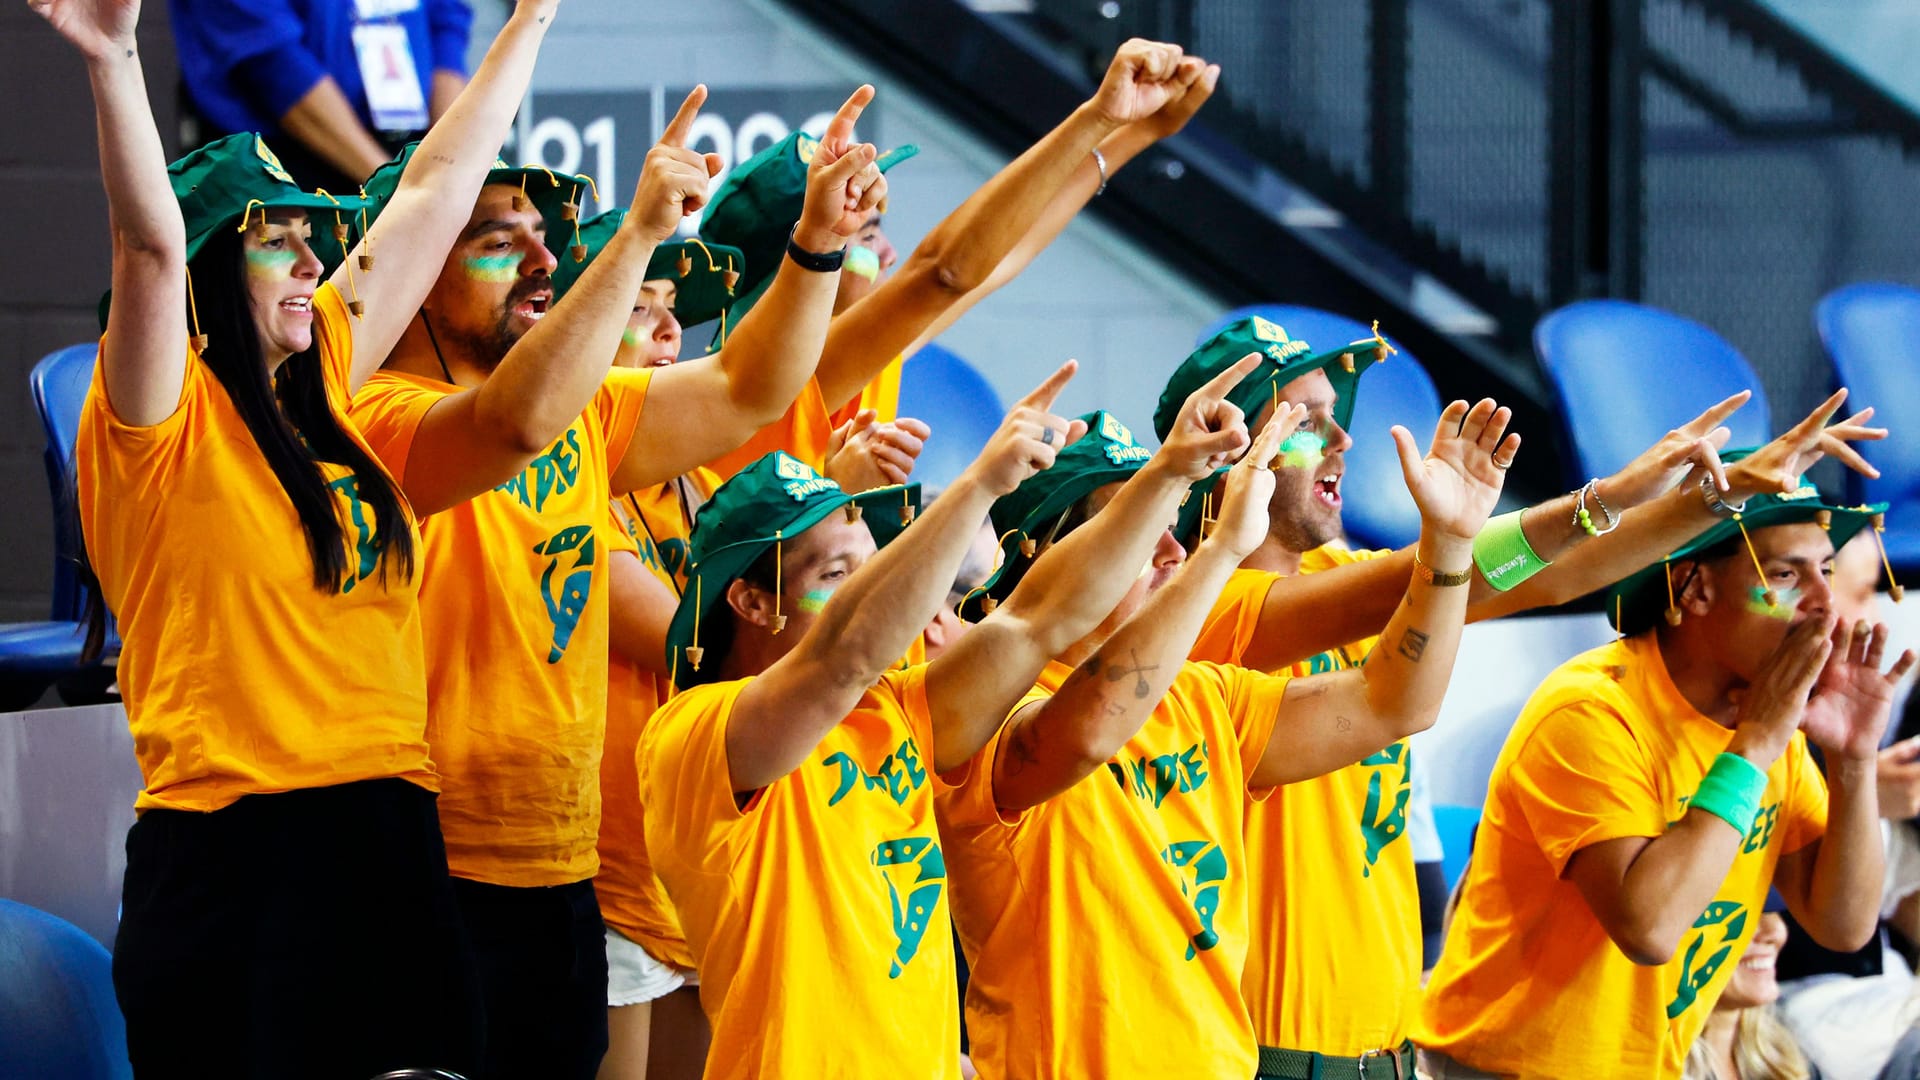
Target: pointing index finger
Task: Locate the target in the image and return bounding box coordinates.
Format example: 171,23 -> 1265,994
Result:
823,85 -> 876,155
1194,353 -> 1262,405
660,85 -> 708,149
1015,359 -> 1079,414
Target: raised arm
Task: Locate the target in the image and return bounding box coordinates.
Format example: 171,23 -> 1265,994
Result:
985,389 -> 1282,811
608,549 -> 678,678
37,0 -> 189,425
901,58 -> 1221,355
924,354 -> 1265,777
1774,620 -> 1914,951
1565,616 -> 1835,965
724,363 -> 1083,794
814,39 -> 1196,408
391,90 -> 718,516
1233,391 -> 1880,674
332,0 -> 557,389
612,88 -> 887,493
1247,399 -> 1516,788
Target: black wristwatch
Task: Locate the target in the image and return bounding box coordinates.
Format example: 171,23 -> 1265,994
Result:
785,227 -> 847,273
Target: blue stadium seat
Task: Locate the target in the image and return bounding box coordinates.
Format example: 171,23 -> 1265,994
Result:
1815,283 -> 1920,570
1534,300 -> 1773,487
0,899 -> 131,1079
1431,803 -> 1483,893
0,346 -> 121,708
896,343 -> 1005,497
1201,305 -> 1441,550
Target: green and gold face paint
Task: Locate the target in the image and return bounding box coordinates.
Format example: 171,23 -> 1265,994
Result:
463,254 -> 520,284
244,248 -> 298,278
620,326 -> 645,350
1276,428 -> 1327,471
846,245 -> 882,282
1746,585 -> 1800,620
796,587 -> 836,615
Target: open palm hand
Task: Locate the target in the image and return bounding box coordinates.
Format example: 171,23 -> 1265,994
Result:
1392,398 -> 1519,542
1802,620 -> 1915,761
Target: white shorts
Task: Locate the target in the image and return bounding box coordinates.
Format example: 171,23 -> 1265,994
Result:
605,926 -> 697,1007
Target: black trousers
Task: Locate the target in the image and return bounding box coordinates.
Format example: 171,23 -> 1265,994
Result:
113,778 -> 484,1080
451,876 -> 609,1080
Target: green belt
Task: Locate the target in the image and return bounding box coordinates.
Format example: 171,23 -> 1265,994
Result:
1256,1040 -> 1416,1080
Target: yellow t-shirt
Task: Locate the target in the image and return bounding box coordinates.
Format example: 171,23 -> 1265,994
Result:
639,667 -> 959,1080
617,470 -> 717,597
831,352 -> 903,427
937,659 -> 1286,1078
348,365 -> 651,886
78,282 -> 434,813
706,377 -> 839,481
1416,634 -> 1829,1078
597,497 -> 693,968
1190,545 -> 1422,1054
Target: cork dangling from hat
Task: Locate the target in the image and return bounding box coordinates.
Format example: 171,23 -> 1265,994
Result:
314,189 -> 367,317
771,531 -> 789,635
1869,511 -> 1906,602
684,573 -> 706,671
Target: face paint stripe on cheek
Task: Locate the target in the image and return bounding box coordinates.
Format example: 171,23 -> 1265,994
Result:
1278,429 -> 1327,470
463,254 -> 520,284
796,587 -> 836,615
846,245 -> 881,282
620,326 -> 644,349
245,249 -> 298,277
1747,585 -> 1801,620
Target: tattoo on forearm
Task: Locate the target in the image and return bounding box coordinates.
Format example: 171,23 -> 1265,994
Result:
1336,715 -> 1352,732
1398,628 -> 1430,663
1106,648 -> 1160,699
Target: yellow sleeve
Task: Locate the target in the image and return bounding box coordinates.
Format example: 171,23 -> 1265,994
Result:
640,679 -> 754,878
1778,735 -> 1830,855
1508,703 -> 1668,875
594,366 -> 653,479
1188,569 -> 1275,666
344,374 -> 451,492
311,281 -> 355,403
1217,662 -> 1291,775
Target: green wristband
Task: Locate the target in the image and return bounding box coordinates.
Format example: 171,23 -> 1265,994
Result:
1690,752 -> 1768,836
1472,509 -> 1550,592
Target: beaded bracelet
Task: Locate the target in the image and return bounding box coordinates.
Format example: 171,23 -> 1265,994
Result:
1574,479 -> 1621,537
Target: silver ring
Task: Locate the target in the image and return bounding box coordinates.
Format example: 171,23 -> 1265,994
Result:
1492,455 -> 1512,470
1041,427 -> 1056,446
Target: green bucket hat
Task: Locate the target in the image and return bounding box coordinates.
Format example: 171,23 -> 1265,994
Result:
1154,314 -> 1391,444
99,132 -> 372,329
1607,449 -> 1886,636
955,411 -> 1155,622
546,209 -> 747,331
666,451 -> 922,686
699,130 -> 918,330
358,142 -> 594,241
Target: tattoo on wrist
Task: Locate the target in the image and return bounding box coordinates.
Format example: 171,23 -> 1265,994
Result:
1398,628 -> 1430,663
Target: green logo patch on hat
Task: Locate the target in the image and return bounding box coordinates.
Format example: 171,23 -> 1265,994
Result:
1154,315 -> 1388,444
545,209 -> 747,332
956,411 -> 1153,621
1607,448 -> 1886,635
665,451 -> 921,687
699,130 -> 918,329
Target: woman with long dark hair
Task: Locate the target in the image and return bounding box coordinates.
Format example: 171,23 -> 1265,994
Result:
31,0 -> 564,1073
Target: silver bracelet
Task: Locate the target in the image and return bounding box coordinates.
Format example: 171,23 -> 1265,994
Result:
1091,147 -> 1109,197
1699,472 -> 1748,516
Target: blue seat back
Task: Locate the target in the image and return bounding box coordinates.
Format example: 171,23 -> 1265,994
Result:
30,346 -> 101,623
1814,283 -> 1920,508
0,899 -> 131,1079
1431,803 -> 1483,893
1202,305 -> 1442,550
896,343 -> 1006,497
1534,301 -> 1772,486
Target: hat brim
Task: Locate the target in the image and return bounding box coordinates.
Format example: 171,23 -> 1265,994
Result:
666,481 -> 921,687
1607,499 -> 1884,634
957,460 -> 1145,622
103,192 -> 375,330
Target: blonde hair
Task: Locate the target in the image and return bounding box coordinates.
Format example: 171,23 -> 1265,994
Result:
1683,1005 -> 1812,1080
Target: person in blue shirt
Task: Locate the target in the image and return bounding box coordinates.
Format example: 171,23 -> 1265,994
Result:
169,0 -> 471,193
